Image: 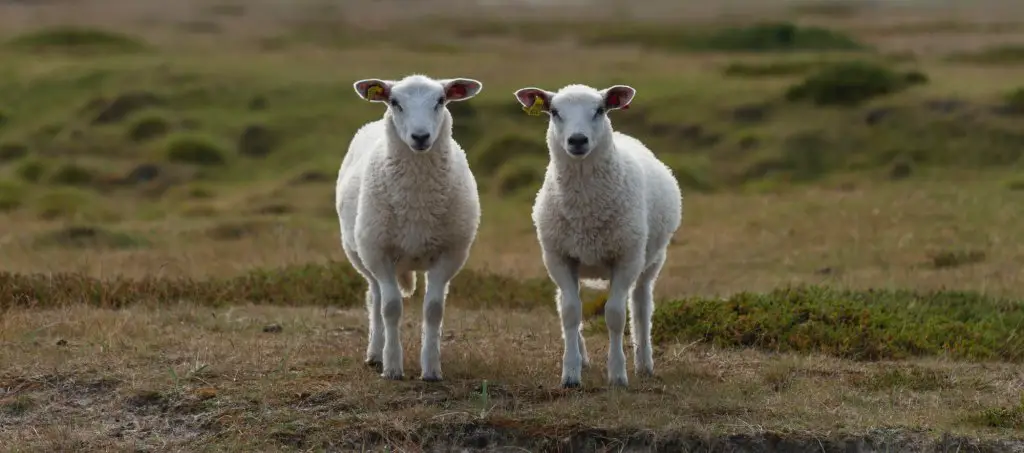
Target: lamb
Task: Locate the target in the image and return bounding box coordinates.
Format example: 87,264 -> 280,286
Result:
337,74 -> 483,381
512,83 -> 683,388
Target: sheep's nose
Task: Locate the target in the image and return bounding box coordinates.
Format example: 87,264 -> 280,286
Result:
411,132 -> 431,145
567,134 -> 588,147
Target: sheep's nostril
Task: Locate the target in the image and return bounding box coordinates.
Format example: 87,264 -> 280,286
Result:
411,132 -> 431,145
567,134 -> 589,147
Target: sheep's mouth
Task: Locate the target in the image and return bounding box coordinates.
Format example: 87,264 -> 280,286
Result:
410,143 -> 433,152
565,145 -> 590,157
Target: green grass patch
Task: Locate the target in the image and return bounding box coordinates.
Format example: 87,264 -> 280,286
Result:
967,395 -> 1024,429
33,225 -> 150,250
785,61 -> 928,106
163,133 -> 230,166
652,285 -> 1024,362
6,26 -> 149,54
583,22 -> 867,53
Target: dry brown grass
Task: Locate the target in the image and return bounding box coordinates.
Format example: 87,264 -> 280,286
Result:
2,303 -> 1023,451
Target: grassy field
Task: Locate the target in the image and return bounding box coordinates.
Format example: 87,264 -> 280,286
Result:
3,0 -> 1024,451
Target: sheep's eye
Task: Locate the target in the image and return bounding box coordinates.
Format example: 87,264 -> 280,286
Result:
390,100 -> 402,111
435,96 -> 445,109
550,108 -> 560,119
594,107 -> 605,118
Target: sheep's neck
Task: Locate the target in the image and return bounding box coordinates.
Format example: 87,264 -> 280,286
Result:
551,144 -> 624,192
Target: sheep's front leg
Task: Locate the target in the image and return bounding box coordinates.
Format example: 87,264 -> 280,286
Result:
420,249 -> 468,382
542,251 -> 584,388
365,258 -> 406,380
606,257 -> 644,388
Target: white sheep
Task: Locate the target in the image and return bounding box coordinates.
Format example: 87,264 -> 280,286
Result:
513,83 -> 683,388
336,74 -> 483,381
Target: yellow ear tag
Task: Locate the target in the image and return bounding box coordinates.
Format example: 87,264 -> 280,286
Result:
366,85 -> 384,100
582,293 -> 608,319
524,96 -> 545,116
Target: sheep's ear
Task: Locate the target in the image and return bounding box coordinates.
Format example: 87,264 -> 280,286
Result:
601,85 -> 635,111
353,79 -> 392,103
442,78 -> 482,102
513,87 -> 553,116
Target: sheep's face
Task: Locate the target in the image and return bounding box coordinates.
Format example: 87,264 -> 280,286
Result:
514,84 -> 635,159
354,75 -> 482,153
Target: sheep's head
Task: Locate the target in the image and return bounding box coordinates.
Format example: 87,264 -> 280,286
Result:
514,84 -> 635,159
354,74 -> 482,153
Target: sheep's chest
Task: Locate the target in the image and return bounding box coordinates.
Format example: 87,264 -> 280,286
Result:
545,205 -> 633,267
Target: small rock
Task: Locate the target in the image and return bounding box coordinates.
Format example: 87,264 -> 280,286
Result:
263,323 -> 283,333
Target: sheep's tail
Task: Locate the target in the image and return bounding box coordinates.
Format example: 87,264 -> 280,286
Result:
398,271 -> 417,298
580,278 -> 609,291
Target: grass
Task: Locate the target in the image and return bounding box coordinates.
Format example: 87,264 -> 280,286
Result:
5,26 -> 149,54
3,0 -> 1024,450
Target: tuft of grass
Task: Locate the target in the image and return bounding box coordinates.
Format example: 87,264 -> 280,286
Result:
6,26 -> 148,54
471,133 -> 547,177
164,133 -> 229,166
127,112 -> 173,143
33,225 -> 150,250
493,157 -> 546,196
929,250 -> 986,269
0,143 -> 29,162
968,395 -> 1024,429
15,159 -> 47,183
0,395 -> 33,417
585,22 -> 867,53
1000,87 -> 1024,115
48,163 -> 97,186
652,285 -> 1024,362
785,62 -> 928,106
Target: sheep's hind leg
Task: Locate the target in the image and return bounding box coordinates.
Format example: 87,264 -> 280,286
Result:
543,252 -> 584,389
420,249 -> 468,382
342,246 -> 384,371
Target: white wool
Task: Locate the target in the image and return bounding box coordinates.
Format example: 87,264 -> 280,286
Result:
514,83 -> 683,388
337,74 -> 482,381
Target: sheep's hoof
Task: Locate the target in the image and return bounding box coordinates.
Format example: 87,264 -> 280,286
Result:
420,374 -> 443,383
381,370 -> 404,380
608,377 -> 629,389
635,367 -> 655,379
364,358 -> 383,373
561,379 -> 582,389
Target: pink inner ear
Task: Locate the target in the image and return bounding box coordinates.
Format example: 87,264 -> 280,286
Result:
448,84 -> 467,99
